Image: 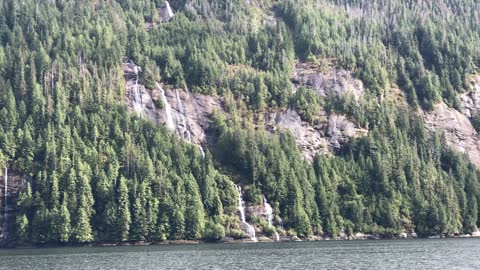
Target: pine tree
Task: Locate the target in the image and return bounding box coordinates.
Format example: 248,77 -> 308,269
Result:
58,194 -> 71,242
184,175 -> 206,240
73,205 -> 93,243
117,177 -> 131,241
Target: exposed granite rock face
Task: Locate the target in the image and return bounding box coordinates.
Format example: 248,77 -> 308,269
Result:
265,109 -> 367,161
292,62 -> 364,100
124,60 -> 222,146
124,61 -> 367,161
155,86 -> 222,145
327,114 -> 360,148
0,169 -> 23,246
265,109 -> 329,159
460,75 -> 480,118
123,62 -> 158,121
423,102 -> 480,167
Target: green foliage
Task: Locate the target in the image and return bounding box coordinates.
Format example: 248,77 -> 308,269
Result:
1,0 -> 480,244
203,221 -> 225,241
280,0 -> 480,109
243,185 -> 263,205
293,87 -> 323,124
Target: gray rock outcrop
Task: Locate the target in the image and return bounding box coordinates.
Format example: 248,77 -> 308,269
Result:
123,62 -> 157,121
460,75 -> 480,118
292,62 -> 364,100
124,61 -> 368,162
155,86 -> 222,145
423,102 -> 480,167
265,110 -> 366,161
124,61 -> 222,148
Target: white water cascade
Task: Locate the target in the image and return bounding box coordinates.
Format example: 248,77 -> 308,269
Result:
3,168 -> 6,211
175,89 -> 192,142
157,85 -> 204,158
2,168 -> 7,239
264,196 -> 280,241
235,185 -> 257,241
132,65 -> 144,115
156,82 -> 175,132
160,1 -> 175,22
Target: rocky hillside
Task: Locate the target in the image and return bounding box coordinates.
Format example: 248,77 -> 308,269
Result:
125,60 -> 368,162
423,76 -> 480,167
1,0 -> 480,246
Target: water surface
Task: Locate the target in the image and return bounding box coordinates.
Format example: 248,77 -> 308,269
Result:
1,238 -> 479,269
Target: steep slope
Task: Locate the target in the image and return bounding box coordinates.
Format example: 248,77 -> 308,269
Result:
125,60 -> 368,162
1,0 -> 480,247
423,102 -> 480,167
422,76 -> 480,168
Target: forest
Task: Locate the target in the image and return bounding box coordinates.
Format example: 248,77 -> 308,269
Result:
0,0 -> 479,244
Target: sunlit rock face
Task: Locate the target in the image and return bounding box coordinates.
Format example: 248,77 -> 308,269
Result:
460,75 -> 480,118
292,62 -> 364,101
124,60 -> 222,147
124,60 -> 369,162
0,169 -> 23,243
423,102 -> 480,168
264,109 -> 366,161
123,62 -> 157,121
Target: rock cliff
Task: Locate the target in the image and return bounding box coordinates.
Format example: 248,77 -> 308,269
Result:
292,62 -> 364,100
124,61 -> 368,161
0,169 -> 23,246
423,102 -> 480,167
264,110 -> 366,161
422,76 -> 480,168
460,75 -> 480,118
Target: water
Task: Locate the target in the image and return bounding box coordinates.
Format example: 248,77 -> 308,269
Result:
174,89 -> 192,142
156,83 -> 175,132
1,239 -> 480,269
132,65 -> 143,115
235,185 -> 257,241
3,168 -> 6,212
263,196 -> 279,241
156,85 -> 202,157
199,145 -> 205,158
2,168 -> 7,239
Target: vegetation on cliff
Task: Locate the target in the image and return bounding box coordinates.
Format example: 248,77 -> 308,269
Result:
0,0 -> 479,243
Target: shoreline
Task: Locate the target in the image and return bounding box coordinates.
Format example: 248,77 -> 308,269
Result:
4,233 -> 480,249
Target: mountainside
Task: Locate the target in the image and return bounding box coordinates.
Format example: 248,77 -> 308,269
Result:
0,0 -> 480,246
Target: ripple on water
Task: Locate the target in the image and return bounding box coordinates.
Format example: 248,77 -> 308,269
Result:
1,239 -> 480,270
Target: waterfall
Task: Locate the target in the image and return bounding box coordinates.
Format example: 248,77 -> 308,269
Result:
235,185 -> 257,241
158,85 -> 203,156
3,168 -> 6,211
264,196 -> 280,241
2,168 -> 7,239
175,89 -> 184,114
175,89 -> 192,142
160,1 -> 175,22
264,196 -> 273,225
156,83 -> 175,132
132,65 -> 143,115
164,1 -> 174,18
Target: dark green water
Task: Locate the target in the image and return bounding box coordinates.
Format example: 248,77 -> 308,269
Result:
1,239 -> 480,269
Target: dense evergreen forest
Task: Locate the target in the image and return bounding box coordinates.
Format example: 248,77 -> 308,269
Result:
0,0 -> 479,244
